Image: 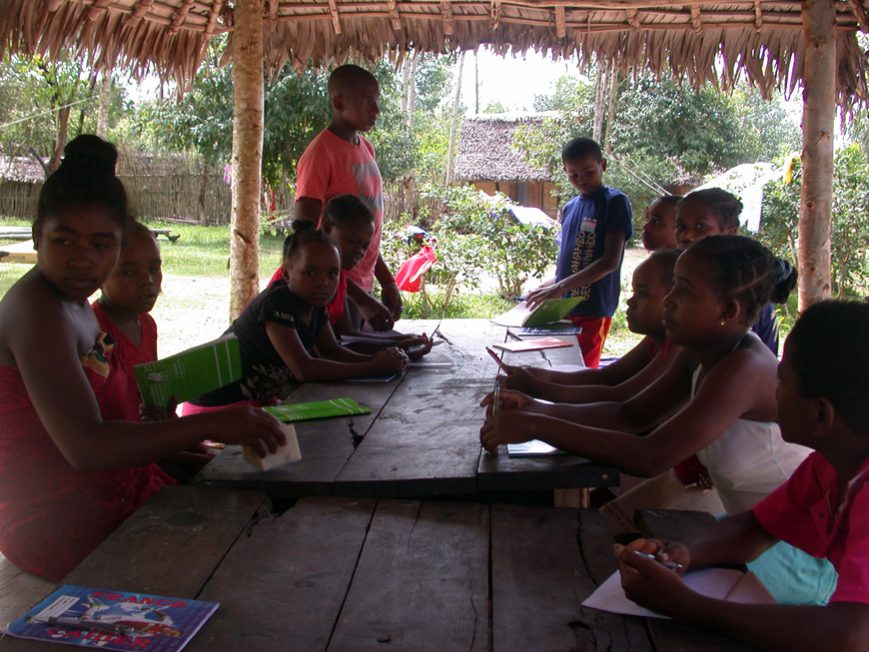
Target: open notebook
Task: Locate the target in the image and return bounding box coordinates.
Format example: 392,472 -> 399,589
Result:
582,566 -> 775,619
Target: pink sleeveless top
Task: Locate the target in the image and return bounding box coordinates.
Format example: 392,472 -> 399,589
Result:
0,332 -> 172,580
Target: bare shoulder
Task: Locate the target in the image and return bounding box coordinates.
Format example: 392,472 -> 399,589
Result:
0,270 -> 69,362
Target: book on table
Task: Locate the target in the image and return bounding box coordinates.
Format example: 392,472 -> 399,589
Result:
263,397 -> 371,422
4,584 -> 218,651
582,567 -> 775,619
134,334 -> 241,408
491,296 -> 584,328
492,337 -> 574,354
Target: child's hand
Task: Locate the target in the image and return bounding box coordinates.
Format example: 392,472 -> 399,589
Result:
402,334 -> 433,360
210,406 -> 287,459
479,387 -> 533,416
623,537 -> 691,575
479,410 -> 536,454
615,543 -> 693,616
139,396 -> 179,422
373,347 -> 409,374
525,281 -> 564,311
357,294 -> 394,332
380,283 -> 403,322
501,367 -> 543,395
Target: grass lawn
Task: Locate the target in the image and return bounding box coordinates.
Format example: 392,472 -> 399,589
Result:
1,216 -> 647,358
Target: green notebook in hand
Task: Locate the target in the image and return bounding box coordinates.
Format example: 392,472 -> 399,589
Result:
264,397 -> 371,423
134,334 -> 242,408
491,296 -> 584,328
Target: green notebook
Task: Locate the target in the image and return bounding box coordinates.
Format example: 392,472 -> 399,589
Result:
134,334 -> 242,408
491,296 -> 584,328
264,397 -> 371,423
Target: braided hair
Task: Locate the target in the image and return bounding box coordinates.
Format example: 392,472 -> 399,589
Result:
785,300 -> 869,433
36,135 -> 131,234
689,235 -> 797,326
282,221 -> 338,261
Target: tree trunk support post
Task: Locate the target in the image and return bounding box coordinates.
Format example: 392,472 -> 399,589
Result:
229,0 -> 265,320
798,0 -> 835,311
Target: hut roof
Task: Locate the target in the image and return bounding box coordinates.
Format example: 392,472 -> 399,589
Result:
0,155 -> 46,183
0,2 -> 866,108
454,113 -> 557,183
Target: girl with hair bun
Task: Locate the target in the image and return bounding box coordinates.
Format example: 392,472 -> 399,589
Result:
0,135 -> 285,580
482,235 -> 836,603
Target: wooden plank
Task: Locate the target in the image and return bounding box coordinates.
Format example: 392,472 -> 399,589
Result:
0,486 -> 266,652
0,240 -> 36,264
327,500 -> 488,651
478,450 -> 619,492
578,509 -> 654,652
491,504 -> 603,651
195,378 -> 406,497
333,373 -> 490,497
185,497 -> 376,652
0,556 -> 55,630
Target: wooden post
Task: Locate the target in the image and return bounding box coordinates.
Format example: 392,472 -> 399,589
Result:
798,0 -> 835,311
229,0 -> 264,319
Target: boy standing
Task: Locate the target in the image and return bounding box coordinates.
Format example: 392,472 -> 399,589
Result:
293,64 -> 400,331
526,138 -> 632,368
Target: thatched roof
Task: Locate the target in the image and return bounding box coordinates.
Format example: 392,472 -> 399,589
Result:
0,155 -> 46,183
1,1 -> 867,108
454,113 -> 557,183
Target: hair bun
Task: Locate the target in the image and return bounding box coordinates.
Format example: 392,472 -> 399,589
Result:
769,258 -> 798,304
60,135 -> 118,177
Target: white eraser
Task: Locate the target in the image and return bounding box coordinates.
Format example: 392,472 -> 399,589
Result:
242,423 -> 301,470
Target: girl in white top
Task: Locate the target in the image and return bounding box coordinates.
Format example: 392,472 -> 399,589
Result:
481,235 -> 809,512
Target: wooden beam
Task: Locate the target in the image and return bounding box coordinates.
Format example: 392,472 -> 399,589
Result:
206,0 -> 224,37
798,0 -> 836,309
126,0 -> 155,29
626,8 -> 641,30
327,0 -> 342,34
754,0 -> 763,30
554,5 -> 566,37
387,0 -> 403,30
491,0 -> 502,29
442,0 -> 454,37
230,0 -> 264,319
87,0 -> 111,21
847,0 -> 869,31
690,5 -> 703,32
170,0 -> 195,34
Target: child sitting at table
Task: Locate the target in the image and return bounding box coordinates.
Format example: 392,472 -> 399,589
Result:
93,222 -> 214,479
268,195 -> 433,359
615,300 -> 869,649
482,235 -> 835,604
675,187 -> 780,354
189,225 -> 408,408
0,135 -> 285,580
641,195 -> 680,251
501,248 -> 683,404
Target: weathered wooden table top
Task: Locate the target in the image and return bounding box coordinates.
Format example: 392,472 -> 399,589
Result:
196,319 -> 618,500
0,487 -> 756,651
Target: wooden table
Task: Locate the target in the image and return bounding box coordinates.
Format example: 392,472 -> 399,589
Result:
196,319 -> 618,501
0,487 -> 755,651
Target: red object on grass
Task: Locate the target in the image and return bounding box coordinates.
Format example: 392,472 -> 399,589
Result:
395,245 -> 436,292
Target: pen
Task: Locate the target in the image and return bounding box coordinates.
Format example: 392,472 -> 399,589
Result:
493,379 -> 501,417
486,347 -> 510,372
634,551 -> 684,571
47,616 -> 132,635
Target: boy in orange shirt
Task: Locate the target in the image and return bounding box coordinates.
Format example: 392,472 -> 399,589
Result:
293,64 -> 399,332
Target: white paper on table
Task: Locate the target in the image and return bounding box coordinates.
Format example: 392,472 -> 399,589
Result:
581,566 -> 775,619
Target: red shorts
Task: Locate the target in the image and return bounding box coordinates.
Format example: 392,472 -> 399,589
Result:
569,316 -> 612,368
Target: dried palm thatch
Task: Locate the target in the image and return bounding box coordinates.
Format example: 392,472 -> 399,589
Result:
454,113 -> 556,183
0,1 -> 867,108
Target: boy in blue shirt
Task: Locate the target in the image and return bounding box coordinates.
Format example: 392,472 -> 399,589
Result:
526,138 -> 633,368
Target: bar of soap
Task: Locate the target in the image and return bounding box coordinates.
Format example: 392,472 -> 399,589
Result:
242,423 -> 301,470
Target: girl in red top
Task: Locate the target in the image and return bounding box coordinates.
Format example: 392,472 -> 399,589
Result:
0,135 -> 284,580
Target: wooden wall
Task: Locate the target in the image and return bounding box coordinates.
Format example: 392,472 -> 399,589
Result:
471,179 -> 559,219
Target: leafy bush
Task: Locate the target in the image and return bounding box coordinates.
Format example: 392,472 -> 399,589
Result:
759,144 -> 869,298
381,183 -> 559,315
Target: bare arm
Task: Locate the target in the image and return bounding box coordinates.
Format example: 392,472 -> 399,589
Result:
530,337 -> 655,386
293,197 -> 322,226
346,278 -> 394,332
526,231 -> 626,309
9,294 -> 284,472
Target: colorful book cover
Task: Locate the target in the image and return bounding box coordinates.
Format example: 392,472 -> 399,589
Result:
264,397 -> 371,422
4,584 -> 218,651
492,337 -> 574,354
134,335 -> 241,408
491,297 -> 584,328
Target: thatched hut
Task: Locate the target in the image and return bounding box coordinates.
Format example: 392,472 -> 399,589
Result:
454,114 -> 560,219
1,0 -> 866,313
